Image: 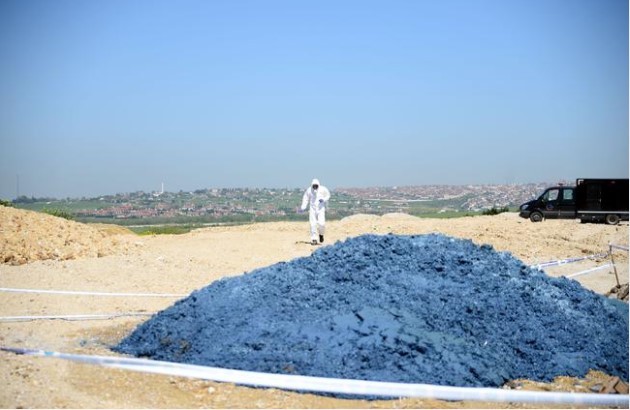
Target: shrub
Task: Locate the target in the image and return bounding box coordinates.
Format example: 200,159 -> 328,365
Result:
134,225 -> 193,235
0,199 -> 13,207
42,207 -> 74,220
482,206 -> 510,216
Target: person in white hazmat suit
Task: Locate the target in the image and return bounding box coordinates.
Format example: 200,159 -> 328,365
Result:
300,178 -> 331,245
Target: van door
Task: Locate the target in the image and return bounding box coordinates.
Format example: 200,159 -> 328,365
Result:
557,187 -> 576,219
540,188 -> 561,218
585,183 -> 602,211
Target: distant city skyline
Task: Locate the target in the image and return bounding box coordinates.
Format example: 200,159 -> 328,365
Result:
13,183 -> 552,221
11,179 -> 568,201
1,0 -> 628,199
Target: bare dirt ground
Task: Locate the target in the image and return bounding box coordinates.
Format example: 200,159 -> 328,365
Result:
0,206 -> 628,408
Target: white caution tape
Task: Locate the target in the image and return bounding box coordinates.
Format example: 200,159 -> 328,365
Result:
565,264 -> 614,279
1,347 -> 627,406
610,244 -> 629,252
531,252 -> 609,270
0,313 -> 152,322
0,288 -> 187,297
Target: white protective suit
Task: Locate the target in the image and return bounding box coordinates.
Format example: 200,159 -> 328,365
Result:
300,178 -> 331,243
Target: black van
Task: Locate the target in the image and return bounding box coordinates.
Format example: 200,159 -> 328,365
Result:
519,185 -> 576,222
519,179 -> 629,224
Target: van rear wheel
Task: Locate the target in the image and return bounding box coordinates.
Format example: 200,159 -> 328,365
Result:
530,212 -> 543,222
605,214 -> 620,225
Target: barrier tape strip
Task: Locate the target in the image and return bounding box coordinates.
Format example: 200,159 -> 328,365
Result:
610,244 -> 629,252
0,287 -> 187,297
1,347 -> 627,406
0,313 -> 152,322
531,252 -> 609,270
565,264 -> 613,279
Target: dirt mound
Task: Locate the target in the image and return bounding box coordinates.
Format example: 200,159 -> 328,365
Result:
381,212 -> 423,220
608,283 -> 630,301
340,213 -> 383,222
0,206 -> 135,265
116,234 -> 628,391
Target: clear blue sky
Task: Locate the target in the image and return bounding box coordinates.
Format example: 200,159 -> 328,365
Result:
0,0 -> 628,199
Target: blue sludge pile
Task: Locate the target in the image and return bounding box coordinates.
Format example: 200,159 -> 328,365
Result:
114,234 -> 629,388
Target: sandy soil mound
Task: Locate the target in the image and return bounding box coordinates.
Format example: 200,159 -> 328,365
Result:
0,206 -> 135,265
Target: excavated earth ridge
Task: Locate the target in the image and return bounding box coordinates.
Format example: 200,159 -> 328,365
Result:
115,233 -> 629,389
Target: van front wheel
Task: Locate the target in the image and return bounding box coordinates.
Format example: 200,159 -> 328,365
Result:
605,214 -> 620,225
530,212 -> 543,222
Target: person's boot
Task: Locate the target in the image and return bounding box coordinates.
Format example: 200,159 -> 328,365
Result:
311,239 -> 318,245
319,234 -> 324,243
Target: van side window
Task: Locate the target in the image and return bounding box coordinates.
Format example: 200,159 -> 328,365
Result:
562,189 -> 574,201
545,189 -> 559,201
